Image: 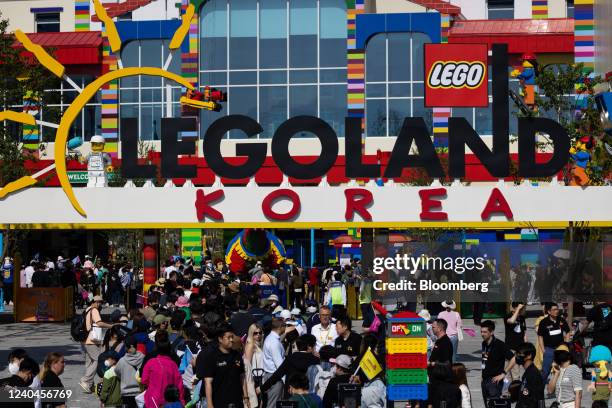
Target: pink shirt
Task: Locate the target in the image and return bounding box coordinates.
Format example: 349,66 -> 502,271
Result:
142,355 -> 184,408
438,310 -> 462,337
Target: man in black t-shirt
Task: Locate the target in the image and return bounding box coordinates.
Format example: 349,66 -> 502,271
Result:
537,303 -> 569,382
514,342 -> 545,408
334,317 -> 362,358
429,318 -> 454,366
585,302 -> 612,349
202,324 -> 249,408
480,320 -> 516,404
505,302 -> 527,380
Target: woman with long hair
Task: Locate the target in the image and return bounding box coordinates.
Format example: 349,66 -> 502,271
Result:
244,323 -> 264,407
452,363 -> 472,408
40,352 -> 66,408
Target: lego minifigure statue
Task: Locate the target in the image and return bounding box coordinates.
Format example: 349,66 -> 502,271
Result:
511,53 -> 538,111
569,136 -> 593,186
83,135 -> 112,188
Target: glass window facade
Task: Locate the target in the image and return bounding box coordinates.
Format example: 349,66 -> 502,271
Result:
488,0 -> 514,19
365,32 -> 433,137
119,40 -> 181,140
35,12 -> 60,32
199,0 -> 347,139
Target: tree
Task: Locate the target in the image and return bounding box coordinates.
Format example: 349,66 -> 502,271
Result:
532,63 -> 610,185
0,13 -> 59,258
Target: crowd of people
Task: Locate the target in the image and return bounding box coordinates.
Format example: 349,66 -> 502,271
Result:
1,252 -> 611,408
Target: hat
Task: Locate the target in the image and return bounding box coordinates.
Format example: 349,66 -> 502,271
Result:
290,308 -> 301,316
418,309 -> 432,321
191,278 -> 202,287
155,278 -> 166,286
153,314 -> 171,326
307,306 -> 317,313
331,354 -> 352,370
175,296 -> 189,308
256,261 -> 262,265
441,300 -> 456,310
273,305 -> 284,315
280,310 -> 292,320
57,256 -> 64,262
83,260 -> 94,269
556,344 -> 570,352
267,294 -> 279,302
92,295 -> 103,302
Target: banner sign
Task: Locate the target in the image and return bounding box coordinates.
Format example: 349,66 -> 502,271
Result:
0,185 -> 608,227
425,43 -> 489,107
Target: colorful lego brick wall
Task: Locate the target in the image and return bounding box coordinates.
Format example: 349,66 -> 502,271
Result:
433,14 -> 450,148
101,28 -> 119,157
75,0 -> 90,31
532,0 -> 548,19
574,0 -> 594,74
347,0 -> 365,129
181,228 -> 203,264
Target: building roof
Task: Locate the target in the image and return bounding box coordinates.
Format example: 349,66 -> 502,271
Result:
15,31 -> 103,48
14,31 -> 103,65
91,0 -> 154,21
449,18 -> 574,54
409,0 -> 461,16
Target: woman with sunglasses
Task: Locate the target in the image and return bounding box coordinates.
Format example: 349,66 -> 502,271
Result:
244,323 -> 265,407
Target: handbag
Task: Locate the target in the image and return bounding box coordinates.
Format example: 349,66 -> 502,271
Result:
135,390 -> 146,408
369,314 -> 382,333
457,327 -> 464,341
90,323 -> 104,342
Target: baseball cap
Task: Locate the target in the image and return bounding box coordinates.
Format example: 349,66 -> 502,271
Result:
280,310 -> 292,320
153,314 -> 171,326
92,295 -> 103,302
331,354 -> 352,370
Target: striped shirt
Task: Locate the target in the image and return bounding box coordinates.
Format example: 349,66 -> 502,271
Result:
555,364 -> 583,403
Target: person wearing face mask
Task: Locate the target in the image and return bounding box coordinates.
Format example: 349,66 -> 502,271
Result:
6,348 -> 28,376
99,351 -> 122,408
0,357 -> 40,408
546,346 -> 582,408
515,342 -> 545,408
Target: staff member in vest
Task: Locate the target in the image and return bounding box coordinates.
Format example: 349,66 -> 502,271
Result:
311,306 -> 338,352
537,303 -> 570,382
515,342 -> 545,408
79,295 -> 115,394
334,317 -> 362,358
324,273 -> 347,320
480,320 -> 516,404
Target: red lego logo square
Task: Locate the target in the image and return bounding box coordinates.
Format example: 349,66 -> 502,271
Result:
424,43 -> 489,107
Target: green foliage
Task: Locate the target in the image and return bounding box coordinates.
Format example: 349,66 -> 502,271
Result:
0,13 -> 60,186
526,63 -> 610,185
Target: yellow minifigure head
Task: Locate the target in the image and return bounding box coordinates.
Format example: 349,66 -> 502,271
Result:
522,60 -> 533,68
90,135 -> 105,152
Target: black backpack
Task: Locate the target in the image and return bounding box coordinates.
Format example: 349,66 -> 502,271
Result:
71,308 -> 93,342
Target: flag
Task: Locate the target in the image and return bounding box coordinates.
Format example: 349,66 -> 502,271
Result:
359,347 -> 382,380
72,255 -> 81,265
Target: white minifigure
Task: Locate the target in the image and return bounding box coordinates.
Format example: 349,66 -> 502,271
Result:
83,135 -> 112,188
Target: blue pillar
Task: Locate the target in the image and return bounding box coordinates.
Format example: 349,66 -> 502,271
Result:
310,229 -> 315,267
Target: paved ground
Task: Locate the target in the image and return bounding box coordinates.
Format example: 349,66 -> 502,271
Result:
0,316 -> 603,407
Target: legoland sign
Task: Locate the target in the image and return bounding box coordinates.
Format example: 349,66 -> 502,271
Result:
0,39 -> 610,226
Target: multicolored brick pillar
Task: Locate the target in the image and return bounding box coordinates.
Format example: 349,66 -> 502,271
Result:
22,91 -> 40,154
433,14 -> 450,148
347,0 -> 365,130
574,0 -> 594,114
532,0 -> 548,19
74,0 -> 90,31
101,28 -> 119,157
181,228 -> 203,264
181,0 -> 199,142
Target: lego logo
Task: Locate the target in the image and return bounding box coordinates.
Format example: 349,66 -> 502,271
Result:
427,61 -> 486,89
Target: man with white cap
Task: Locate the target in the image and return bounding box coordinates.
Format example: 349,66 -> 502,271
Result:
322,354 -> 352,408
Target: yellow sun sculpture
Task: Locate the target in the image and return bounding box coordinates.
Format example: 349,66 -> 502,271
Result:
0,4 -> 202,217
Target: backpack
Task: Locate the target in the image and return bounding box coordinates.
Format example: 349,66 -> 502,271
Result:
313,365 -> 333,399
71,308 -> 93,342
